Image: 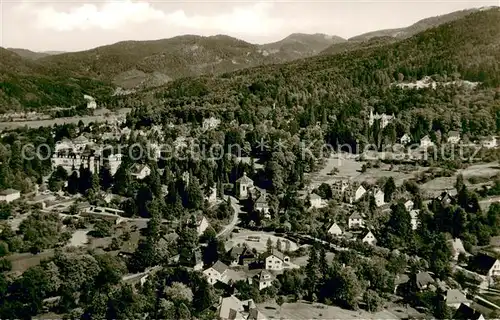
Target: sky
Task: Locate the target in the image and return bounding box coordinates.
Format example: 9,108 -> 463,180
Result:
1,0 -> 498,52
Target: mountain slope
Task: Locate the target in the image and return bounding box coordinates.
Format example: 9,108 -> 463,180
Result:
0,48 -> 114,111
148,8 -> 500,103
38,35 -> 290,89
349,8 -> 481,41
6,48 -> 50,60
259,33 -> 346,60
320,36 -> 396,55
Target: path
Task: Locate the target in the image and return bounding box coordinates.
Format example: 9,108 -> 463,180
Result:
217,195 -> 241,238
475,293 -> 500,310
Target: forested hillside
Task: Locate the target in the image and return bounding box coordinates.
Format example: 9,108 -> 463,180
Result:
123,8 -> 500,146
0,48 -> 114,111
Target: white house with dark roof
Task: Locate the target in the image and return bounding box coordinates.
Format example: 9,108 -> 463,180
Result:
130,164 -> 151,180
0,189 -> 21,203
262,249 -> 290,271
362,230 -> 377,246
328,222 -> 343,236
255,270 -> 274,290
236,172 -> 254,200
203,261 -> 229,285
255,193 -> 270,215
348,212 -> 364,229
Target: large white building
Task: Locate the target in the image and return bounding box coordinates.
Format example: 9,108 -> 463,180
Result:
51,153 -> 100,174
262,249 -> 290,271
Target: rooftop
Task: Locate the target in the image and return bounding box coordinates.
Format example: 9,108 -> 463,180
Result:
0,188 -> 20,196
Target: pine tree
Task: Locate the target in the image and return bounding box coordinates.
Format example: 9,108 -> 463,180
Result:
266,238 -> 273,253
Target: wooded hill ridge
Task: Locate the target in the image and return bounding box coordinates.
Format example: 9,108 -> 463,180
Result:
0,7 -> 499,112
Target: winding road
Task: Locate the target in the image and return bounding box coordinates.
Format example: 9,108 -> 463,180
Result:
217,195 -> 241,238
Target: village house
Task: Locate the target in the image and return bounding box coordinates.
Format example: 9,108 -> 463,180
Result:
444,289 -> 470,309
54,138 -> 75,153
255,270 -> 274,290
362,230 -> 377,246
73,135 -> 91,152
309,193 -> 324,209
217,295 -> 261,320
410,209 -> 420,230
195,215 -> 210,236
0,189 -> 21,203
228,244 -> 257,266
454,303 -> 485,320
328,222 -> 343,237
467,253 -> 500,287
447,131 -> 461,144
345,184 -> 366,204
435,190 -> 456,207
400,133 -> 411,145
203,261 -> 229,285
481,136 -> 497,149
420,135 -> 434,148
331,176 -> 351,198
414,271 -> 435,291
404,200 -> 414,211
448,238 -> 468,261
374,189 -> 385,207
130,164 -> 151,180
84,94 -> 97,109
348,212 -> 364,229
236,172 -> 254,200
262,249 -> 290,271
254,193 -> 270,215
205,186 -> 217,204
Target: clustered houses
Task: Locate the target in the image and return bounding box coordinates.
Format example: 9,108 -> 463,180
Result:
203,244 -> 293,291
217,295 -> 266,320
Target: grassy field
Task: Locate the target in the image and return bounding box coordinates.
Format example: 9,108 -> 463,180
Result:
225,230 -> 300,253
256,301 -> 411,320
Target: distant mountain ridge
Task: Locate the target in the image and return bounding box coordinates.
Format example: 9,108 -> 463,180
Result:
348,7 -> 482,41
258,33 -> 346,60
6,48 -> 65,60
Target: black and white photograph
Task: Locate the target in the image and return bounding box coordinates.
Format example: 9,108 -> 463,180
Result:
0,0 -> 499,319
